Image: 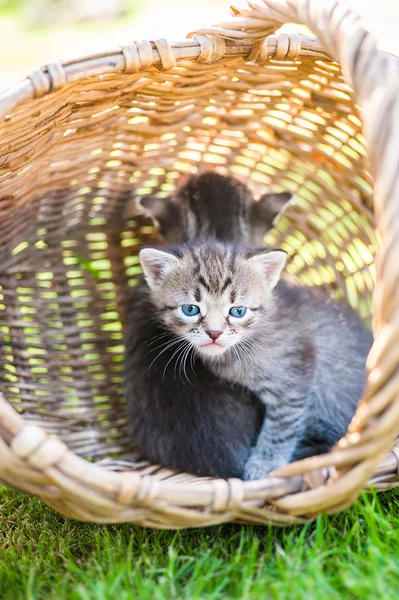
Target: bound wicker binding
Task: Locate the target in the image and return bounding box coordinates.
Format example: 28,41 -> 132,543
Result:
0,0 -> 398,527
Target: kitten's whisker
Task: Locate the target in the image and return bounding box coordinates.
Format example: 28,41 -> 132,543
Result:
233,341 -> 254,386
234,343 -> 250,385
242,337 -> 270,363
163,340 -> 188,380
173,341 -> 191,384
239,337 -> 260,353
146,332 -> 172,347
179,342 -> 193,385
177,343 -> 188,383
236,341 -> 257,387
174,340 -> 191,381
189,346 -> 196,376
145,337 -> 181,359
147,337 -> 185,369
145,336 -> 180,355
241,338 -> 272,375
185,346 -> 194,384
230,345 -> 243,386
240,339 -> 265,366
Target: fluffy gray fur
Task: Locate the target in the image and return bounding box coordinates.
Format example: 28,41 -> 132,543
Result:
125,172 -> 291,478
140,240 -> 373,480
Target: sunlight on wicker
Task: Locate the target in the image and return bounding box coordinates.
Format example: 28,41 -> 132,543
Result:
0,0 -> 398,527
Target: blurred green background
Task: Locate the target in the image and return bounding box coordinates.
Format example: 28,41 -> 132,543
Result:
0,0 -> 398,93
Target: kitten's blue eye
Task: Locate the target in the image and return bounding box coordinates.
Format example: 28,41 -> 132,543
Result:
181,304 -> 200,317
229,306 -> 247,318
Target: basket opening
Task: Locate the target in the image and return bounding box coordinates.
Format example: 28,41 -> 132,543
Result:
0,47 -> 377,475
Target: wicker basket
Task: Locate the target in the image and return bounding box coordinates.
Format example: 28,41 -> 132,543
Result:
0,0 -> 398,528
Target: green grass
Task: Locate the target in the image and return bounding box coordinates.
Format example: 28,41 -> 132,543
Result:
1,485 -> 399,599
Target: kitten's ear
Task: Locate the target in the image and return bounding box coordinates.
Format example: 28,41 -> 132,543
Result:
140,195 -> 170,222
247,250 -> 287,289
139,248 -> 180,290
255,192 -> 292,229
140,195 -> 184,243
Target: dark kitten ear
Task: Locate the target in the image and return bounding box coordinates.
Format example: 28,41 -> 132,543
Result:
140,195 -> 184,242
247,249 -> 287,289
255,192 -> 292,228
139,195 -> 169,222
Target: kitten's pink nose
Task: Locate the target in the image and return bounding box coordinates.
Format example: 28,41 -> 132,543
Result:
206,329 -> 223,342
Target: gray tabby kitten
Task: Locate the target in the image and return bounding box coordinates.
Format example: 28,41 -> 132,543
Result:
139,240 -> 373,480
125,172 -> 291,478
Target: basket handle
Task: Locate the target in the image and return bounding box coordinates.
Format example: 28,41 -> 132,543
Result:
193,0 -> 399,512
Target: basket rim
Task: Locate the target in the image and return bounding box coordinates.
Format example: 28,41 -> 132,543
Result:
1,392 -> 398,526
0,32 -> 331,119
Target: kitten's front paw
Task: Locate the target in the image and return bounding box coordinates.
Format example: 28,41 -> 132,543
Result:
243,456 -> 272,481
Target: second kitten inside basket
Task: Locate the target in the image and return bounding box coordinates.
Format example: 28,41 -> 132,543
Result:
139,240 -> 373,480
125,172 -> 291,478
139,171 -> 291,246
